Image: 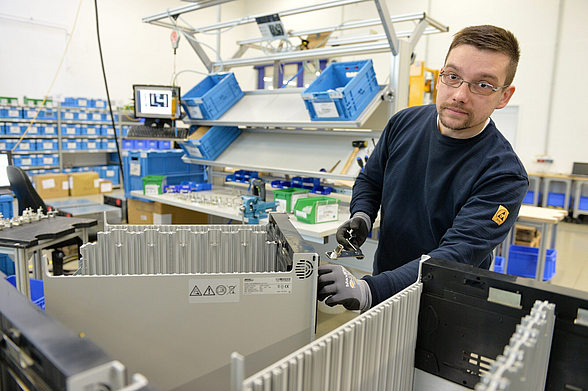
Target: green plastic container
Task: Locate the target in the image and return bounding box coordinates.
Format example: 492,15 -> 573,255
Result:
142,175 -> 166,195
273,188 -> 310,213
293,196 -> 340,224
0,96 -> 18,105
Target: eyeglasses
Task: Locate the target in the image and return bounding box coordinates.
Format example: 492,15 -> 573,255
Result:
439,71 -> 508,96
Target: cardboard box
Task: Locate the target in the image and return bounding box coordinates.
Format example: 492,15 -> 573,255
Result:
514,224 -> 541,247
95,178 -> 113,194
127,198 -> 208,225
33,173 -> 69,199
69,172 -> 100,196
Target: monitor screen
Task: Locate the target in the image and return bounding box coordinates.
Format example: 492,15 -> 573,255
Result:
0,151 -> 12,189
133,85 -> 181,119
572,162 -> 588,176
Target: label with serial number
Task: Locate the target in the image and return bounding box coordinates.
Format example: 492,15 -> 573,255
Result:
243,277 -> 292,295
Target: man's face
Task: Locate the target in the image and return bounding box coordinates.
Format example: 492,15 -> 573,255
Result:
436,44 -> 516,139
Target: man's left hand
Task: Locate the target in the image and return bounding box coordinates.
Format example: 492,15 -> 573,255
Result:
317,264 -> 371,312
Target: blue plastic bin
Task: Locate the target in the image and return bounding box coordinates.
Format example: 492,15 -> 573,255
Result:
122,150 -> 206,199
13,140 -> 35,152
62,139 -> 81,150
522,190 -> 535,205
146,140 -> 158,149
6,275 -> 45,310
101,139 -> 117,150
0,194 -> 14,219
158,140 -> 171,149
181,73 -> 244,120
13,155 -> 36,167
83,139 -> 100,150
133,139 -> 147,149
579,196 -> 588,212
546,192 -> 565,208
37,138 -> 59,151
6,123 -> 26,135
301,60 -> 379,121
0,107 -> 22,119
63,97 -> 90,107
122,139 -> 134,149
507,244 -> 557,281
0,254 -> 14,276
39,154 -> 59,166
493,256 -> 505,273
84,125 -> 100,136
180,126 -> 241,160
42,125 -> 57,136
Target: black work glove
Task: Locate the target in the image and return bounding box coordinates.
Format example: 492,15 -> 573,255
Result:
335,213 -> 370,250
318,264 -> 371,311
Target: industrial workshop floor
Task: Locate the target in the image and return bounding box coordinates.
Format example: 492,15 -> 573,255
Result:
316,221 -> 588,338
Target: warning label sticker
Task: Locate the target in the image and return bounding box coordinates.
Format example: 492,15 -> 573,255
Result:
189,278 -> 240,304
243,277 -> 292,295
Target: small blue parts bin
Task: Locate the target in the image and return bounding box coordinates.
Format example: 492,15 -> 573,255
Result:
181,73 -> 244,120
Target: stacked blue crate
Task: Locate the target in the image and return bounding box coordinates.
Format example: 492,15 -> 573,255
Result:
0,194 -> 14,275
122,150 -> 206,199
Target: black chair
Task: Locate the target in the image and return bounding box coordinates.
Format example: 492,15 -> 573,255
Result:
7,166 -> 81,275
6,166 -> 48,215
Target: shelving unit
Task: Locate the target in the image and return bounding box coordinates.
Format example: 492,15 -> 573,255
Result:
144,0 -> 448,185
0,101 -> 129,186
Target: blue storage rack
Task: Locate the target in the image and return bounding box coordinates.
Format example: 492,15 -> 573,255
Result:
181,73 -> 244,120
180,126 -> 241,160
302,60 -> 379,121
522,190 -> 535,205
13,140 -> 36,152
122,150 -> 206,199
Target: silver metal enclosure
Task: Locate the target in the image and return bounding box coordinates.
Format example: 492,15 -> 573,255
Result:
43,213 -> 318,391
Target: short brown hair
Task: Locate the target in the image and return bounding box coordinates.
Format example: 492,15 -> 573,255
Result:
445,25 -> 520,85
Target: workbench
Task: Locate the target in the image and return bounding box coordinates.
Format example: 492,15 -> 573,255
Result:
499,205 -> 567,282
0,216 -> 97,299
129,189 -> 349,243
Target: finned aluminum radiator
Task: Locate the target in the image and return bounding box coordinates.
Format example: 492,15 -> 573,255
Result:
475,300 -> 555,391
44,213 -> 318,391
238,280 -> 423,391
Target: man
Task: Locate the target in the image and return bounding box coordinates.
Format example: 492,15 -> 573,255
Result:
318,25 -> 528,312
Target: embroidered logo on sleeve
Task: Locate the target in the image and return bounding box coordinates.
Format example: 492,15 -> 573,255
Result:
492,205 -> 509,226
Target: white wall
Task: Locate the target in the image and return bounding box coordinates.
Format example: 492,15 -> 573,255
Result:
1,0 -> 587,173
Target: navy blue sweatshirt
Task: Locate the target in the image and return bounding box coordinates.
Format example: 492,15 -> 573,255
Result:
352,105 -> 528,307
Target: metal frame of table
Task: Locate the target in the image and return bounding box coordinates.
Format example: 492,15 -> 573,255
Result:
0,217 -> 97,299
498,205 -> 567,282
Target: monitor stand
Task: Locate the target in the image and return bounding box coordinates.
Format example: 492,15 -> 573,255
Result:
145,118 -> 173,128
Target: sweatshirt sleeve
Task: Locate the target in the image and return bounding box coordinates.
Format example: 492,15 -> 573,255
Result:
363,171 -> 528,307
349,119 -> 393,225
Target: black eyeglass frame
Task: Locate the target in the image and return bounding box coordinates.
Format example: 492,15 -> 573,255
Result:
439,71 -> 509,96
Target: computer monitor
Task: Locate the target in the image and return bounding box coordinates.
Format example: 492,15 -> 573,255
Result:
572,162 -> 588,176
0,151 -> 13,190
133,85 -> 181,122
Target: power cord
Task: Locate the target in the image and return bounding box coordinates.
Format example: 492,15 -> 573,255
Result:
11,0 -> 84,152
94,0 -> 124,185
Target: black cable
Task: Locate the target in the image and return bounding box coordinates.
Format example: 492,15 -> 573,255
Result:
94,0 -> 125,185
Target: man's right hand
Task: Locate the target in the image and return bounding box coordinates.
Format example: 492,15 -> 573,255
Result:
336,215 -> 369,250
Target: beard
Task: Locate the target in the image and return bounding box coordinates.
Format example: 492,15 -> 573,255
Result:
438,104 -> 489,133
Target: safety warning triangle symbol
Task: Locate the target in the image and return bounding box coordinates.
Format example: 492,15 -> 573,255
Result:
203,285 -> 215,296
190,285 -> 202,296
